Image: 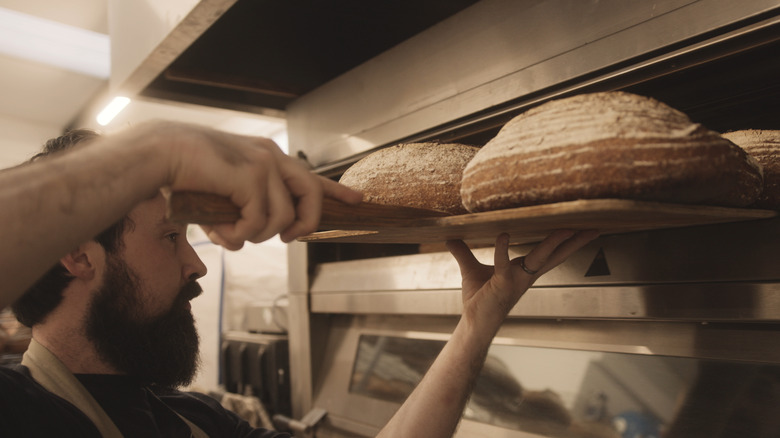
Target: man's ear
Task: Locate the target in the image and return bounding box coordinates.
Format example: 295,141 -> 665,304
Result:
60,241 -> 104,281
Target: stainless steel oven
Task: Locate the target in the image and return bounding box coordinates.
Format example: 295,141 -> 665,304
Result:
301,218 -> 780,437
280,1 -> 780,436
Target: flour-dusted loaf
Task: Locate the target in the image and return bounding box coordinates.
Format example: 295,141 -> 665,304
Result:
339,142 -> 479,214
461,91 -> 764,212
722,130 -> 780,209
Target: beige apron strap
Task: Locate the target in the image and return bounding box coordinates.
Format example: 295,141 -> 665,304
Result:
21,338 -> 209,438
22,338 -> 124,438
176,412 -> 209,438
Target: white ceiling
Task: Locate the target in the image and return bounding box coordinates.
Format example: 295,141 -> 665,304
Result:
0,0 -> 107,33
0,0 -> 286,153
0,0 -> 107,130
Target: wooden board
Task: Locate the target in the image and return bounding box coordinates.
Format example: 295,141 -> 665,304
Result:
298,199 -> 777,245
165,192 -> 777,245
166,192 -> 447,225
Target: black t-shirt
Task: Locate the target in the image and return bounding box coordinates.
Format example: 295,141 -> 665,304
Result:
0,365 -> 290,438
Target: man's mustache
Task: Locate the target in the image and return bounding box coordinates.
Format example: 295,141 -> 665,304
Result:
179,281 -> 203,303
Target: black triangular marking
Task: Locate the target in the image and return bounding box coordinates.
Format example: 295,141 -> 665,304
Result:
585,248 -> 611,277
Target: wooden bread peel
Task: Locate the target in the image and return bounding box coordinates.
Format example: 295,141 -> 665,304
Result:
166,191 -> 448,228
166,191 -> 777,245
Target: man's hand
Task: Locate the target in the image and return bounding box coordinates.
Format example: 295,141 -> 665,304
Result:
134,122 -> 363,249
447,230 -> 599,336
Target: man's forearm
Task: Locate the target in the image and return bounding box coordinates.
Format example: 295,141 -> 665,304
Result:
0,127 -> 167,307
377,318 -> 493,438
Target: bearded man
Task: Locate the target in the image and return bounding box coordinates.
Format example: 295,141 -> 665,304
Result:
2,130 -> 287,437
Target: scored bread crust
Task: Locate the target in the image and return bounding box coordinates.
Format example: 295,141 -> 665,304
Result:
339,142 -> 479,214
722,129 -> 780,209
461,92 -> 764,212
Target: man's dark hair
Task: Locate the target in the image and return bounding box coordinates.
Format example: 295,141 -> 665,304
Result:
11,129 -> 134,327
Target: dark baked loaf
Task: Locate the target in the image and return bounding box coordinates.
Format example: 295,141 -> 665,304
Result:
461,91 -> 764,212
722,130 -> 779,209
339,142 -> 479,214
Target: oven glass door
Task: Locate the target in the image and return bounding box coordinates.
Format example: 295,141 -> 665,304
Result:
349,334 -> 780,437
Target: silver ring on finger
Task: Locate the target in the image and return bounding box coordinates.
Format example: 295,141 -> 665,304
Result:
519,256 -> 538,275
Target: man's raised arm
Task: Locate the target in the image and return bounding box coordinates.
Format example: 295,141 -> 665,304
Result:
0,121 -> 361,307
377,230 -> 599,438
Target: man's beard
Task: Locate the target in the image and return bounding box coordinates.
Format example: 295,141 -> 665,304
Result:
84,254 -> 202,389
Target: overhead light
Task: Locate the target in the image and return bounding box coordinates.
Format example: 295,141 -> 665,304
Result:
97,97 -> 131,126
0,7 -> 109,78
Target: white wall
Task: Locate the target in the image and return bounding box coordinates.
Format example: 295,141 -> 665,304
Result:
187,226 -> 289,394
0,114 -> 61,169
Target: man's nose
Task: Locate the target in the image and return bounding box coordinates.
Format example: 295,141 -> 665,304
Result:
182,241 -> 208,281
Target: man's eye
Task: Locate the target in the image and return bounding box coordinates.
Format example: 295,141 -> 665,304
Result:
166,233 -> 179,243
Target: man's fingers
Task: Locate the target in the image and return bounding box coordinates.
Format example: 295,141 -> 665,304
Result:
321,176 -> 363,205
279,176 -> 362,242
279,195 -> 320,243
446,239 -> 481,275
181,130 -> 363,248
278,175 -> 323,243
204,169 -> 292,248
540,229 -> 600,271
517,230 -> 576,273
520,229 -> 599,275
493,233 -> 511,274
206,196 -> 270,250
198,193 -> 270,250
276,163 -> 361,242
205,225 -> 245,250
247,174 -> 296,243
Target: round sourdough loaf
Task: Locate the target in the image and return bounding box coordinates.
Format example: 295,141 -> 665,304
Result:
339,142 -> 479,214
461,91 -> 764,212
722,129 -> 779,209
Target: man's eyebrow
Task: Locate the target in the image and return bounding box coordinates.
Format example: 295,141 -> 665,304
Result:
156,215 -> 177,228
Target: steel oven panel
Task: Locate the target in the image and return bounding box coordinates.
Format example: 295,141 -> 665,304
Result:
309,218 -> 780,322
287,0 -> 780,170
